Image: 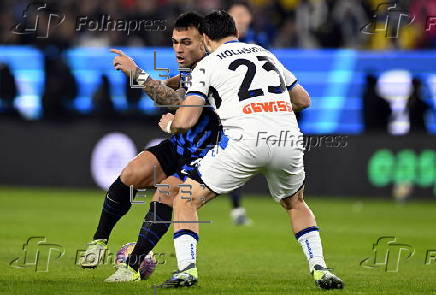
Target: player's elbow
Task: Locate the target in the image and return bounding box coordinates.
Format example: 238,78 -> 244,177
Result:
185,116 -> 200,128
296,93 -> 311,110
175,120 -> 194,130
290,85 -> 311,111
172,117 -> 197,132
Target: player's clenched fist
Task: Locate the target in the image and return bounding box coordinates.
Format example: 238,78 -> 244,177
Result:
110,48 -> 139,78
159,113 -> 175,133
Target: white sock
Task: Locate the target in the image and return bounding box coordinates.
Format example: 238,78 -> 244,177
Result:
296,228 -> 327,272
174,231 -> 198,270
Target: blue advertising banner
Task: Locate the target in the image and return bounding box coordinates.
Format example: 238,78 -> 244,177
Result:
1,47 -> 435,134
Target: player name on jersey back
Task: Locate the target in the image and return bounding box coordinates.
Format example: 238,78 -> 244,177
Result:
215,45 -> 268,60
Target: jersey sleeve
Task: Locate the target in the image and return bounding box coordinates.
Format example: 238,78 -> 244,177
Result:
283,68 -> 298,91
269,52 -> 299,91
186,60 -> 211,101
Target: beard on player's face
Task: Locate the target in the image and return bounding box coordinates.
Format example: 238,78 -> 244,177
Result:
177,45 -> 204,68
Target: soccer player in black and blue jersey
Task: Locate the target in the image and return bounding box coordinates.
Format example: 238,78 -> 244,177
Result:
79,12 -> 247,281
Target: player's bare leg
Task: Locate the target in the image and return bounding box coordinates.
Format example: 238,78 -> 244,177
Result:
280,188 -> 344,290
173,178 -> 216,232
160,177 -> 216,288
280,187 -> 317,233
121,150 -> 167,189
105,176 -> 182,282
80,151 -> 167,268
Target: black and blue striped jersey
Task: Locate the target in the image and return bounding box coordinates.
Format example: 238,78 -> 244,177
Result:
168,69 -> 223,160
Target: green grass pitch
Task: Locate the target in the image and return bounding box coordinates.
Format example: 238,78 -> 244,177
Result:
1,187 -> 436,295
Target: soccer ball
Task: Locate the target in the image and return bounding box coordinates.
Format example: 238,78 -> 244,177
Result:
115,242 -> 157,279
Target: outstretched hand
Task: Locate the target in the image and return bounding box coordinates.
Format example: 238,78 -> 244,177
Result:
110,48 -> 139,78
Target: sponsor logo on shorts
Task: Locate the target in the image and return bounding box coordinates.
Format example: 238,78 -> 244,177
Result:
242,100 -> 292,114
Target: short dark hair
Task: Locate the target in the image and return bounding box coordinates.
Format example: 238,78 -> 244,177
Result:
202,10 -> 237,41
174,12 -> 204,34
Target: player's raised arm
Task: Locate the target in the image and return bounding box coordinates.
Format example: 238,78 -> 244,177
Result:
110,49 -> 185,108
140,76 -> 186,108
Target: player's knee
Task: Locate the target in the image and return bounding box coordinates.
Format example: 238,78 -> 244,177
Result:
170,183 -> 181,198
280,188 -> 305,210
153,185 -> 179,207
280,197 -> 292,210
120,166 -> 138,187
120,162 -> 152,188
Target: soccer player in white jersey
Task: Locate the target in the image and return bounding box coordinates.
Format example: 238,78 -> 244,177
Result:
158,10 -> 344,290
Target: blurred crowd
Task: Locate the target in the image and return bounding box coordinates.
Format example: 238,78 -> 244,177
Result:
0,0 -> 435,50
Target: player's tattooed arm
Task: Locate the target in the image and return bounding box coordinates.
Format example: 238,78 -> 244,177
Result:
165,74 -> 181,90
141,75 -> 186,108
111,48 -> 184,109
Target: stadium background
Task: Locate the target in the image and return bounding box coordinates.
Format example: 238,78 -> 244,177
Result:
1,0 -> 436,294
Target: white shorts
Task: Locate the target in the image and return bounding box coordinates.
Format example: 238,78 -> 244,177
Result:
189,134 -> 305,202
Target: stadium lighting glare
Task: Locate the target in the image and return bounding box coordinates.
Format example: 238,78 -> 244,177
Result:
376,70 -> 412,135
91,132 -> 137,190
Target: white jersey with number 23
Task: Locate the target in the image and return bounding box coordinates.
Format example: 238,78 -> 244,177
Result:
185,40 -> 305,201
